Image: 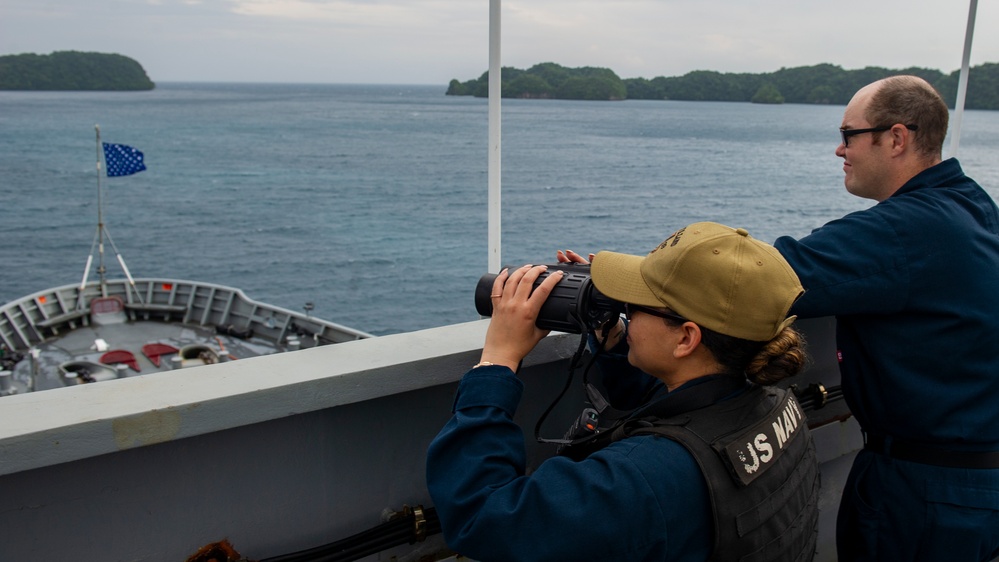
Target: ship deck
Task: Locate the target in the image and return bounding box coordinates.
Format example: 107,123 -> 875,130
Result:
11,316 -> 292,393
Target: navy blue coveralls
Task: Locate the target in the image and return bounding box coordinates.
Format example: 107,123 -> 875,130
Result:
774,158 -> 999,561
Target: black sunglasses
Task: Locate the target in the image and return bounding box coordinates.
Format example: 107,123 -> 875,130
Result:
840,124 -> 918,147
624,303 -> 687,323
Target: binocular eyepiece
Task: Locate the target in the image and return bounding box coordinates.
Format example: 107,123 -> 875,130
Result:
474,263 -> 623,333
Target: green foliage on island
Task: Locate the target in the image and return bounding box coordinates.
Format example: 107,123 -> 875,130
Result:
751,83 -> 785,104
0,51 -> 155,91
448,61 -> 999,110
448,62 -> 626,100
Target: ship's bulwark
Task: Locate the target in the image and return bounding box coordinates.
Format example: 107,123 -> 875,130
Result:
0,318 -> 852,561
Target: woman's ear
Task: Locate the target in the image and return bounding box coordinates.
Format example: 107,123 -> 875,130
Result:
672,322 -> 702,359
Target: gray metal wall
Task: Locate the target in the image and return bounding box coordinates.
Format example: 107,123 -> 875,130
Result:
0,318 -> 854,561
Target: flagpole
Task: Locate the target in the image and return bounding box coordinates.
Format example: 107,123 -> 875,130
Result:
94,125 -> 108,296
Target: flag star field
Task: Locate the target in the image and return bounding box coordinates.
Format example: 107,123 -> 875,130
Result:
102,142 -> 147,177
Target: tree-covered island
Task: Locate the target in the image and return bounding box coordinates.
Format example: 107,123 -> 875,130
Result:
0,51 -> 155,91
448,62 -> 999,110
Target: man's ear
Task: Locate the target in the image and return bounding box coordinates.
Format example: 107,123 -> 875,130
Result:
889,123 -> 911,155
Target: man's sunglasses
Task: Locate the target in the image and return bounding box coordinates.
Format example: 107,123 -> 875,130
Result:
840,124 -> 918,147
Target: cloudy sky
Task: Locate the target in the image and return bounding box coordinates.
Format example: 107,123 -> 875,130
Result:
2,0 -> 996,85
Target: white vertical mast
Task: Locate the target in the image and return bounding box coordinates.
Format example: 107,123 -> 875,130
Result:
487,0 -> 502,273
948,0 -> 978,158
90,125 -> 109,296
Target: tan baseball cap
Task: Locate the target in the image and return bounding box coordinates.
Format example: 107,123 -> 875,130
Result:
590,222 -> 803,341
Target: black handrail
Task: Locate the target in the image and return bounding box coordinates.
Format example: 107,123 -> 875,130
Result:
261,506 -> 444,562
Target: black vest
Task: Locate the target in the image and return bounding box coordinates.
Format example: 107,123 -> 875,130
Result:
561,383 -> 818,562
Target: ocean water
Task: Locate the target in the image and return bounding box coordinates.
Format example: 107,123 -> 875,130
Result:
1,83 -> 998,336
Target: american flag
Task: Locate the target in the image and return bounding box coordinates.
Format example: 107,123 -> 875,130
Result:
102,142 -> 147,177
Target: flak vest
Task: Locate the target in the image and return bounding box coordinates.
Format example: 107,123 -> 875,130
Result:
561,382 -> 819,562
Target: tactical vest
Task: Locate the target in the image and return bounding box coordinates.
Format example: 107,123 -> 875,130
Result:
561,384 -> 818,562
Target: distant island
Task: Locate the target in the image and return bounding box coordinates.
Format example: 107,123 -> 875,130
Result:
0,51 -> 155,91
447,62 -> 999,110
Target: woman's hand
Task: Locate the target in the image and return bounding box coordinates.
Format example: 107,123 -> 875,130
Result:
478,265 -> 564,373
556,249 -> 594,264
556,249 -> 624,350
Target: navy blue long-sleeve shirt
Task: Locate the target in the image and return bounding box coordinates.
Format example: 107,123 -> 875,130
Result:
426,364 -> 711,562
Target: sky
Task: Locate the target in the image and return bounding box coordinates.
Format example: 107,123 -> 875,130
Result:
2,0 -> 997,85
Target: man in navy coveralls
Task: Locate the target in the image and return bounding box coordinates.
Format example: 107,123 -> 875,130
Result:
774,75 -> 999,561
